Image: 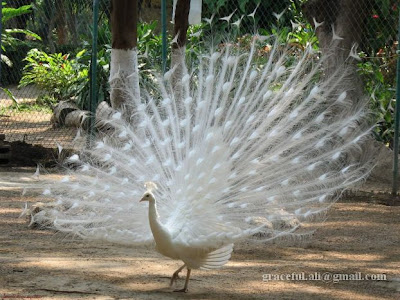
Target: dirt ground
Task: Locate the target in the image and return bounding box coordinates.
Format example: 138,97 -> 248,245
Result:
0,169 -> 400,300
1,85 -> 78,149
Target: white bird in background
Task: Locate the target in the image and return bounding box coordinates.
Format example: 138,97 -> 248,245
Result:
29,28 -> 374,292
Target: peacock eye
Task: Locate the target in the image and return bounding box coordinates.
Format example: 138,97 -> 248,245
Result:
146,194 -> 150,197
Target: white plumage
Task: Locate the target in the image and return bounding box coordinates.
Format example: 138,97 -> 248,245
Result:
29,34 -> 374,292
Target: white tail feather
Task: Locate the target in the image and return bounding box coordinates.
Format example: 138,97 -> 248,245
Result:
31,34 -> 374,250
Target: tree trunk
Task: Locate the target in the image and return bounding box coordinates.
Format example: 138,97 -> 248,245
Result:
170,0 -> 191,99
172,0 -> 190,50
111,0 -> 137,49
302,0 -> 369,76
66,2 -> 79,45
56,0 -> 67,45
109,0 -> 139,114
171,0 -> 190,67
302,0 -> 369,114
43,0 -> 56,52
302,0 -> 396,186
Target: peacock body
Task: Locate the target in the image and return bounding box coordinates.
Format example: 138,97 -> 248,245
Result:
28,33 -> 374,291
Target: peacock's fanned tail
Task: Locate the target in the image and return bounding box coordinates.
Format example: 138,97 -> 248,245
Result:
30,36 -> 375,247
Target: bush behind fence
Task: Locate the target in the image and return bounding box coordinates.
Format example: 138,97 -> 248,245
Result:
0,0 -> 398,151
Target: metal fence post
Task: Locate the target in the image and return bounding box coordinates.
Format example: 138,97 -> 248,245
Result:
392,11 -> 400,195
161,0 -> 167,73
88,0 -> 100,147
0,1 -> 3,85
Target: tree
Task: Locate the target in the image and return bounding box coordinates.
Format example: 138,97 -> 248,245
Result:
302,0 -> 369,123
108,0 -> 138,112
302,0 -> 395,185
302,0 -> 370,74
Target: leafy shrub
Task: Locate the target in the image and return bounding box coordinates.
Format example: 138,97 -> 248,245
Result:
364,1 -> 398,58
72,43 -> 111,110
19,48 -> 88,105
1,3 -> 40,49
1,40 -> 43,85
1,2 -> 42,84
358,52 -> 397,147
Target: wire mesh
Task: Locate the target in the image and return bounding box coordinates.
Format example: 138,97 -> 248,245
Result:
0,0 -> 399,154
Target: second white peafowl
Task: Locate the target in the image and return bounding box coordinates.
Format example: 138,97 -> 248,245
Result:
29,34 -> 375,292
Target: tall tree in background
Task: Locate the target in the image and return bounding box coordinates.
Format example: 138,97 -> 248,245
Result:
302,0 -> 369,75
109,0 -> 138,112
302,0 -> 369,119
170,0 -> 192,98
172,0 -> 190,50
302,0 -> 393,183
55,0 -> 67,45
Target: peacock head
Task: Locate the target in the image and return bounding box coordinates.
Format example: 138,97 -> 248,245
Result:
139,181 -> 158,203
140,191 -> 155,203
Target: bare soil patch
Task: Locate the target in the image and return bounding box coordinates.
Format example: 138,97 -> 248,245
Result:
0,169 -> 399,299
1,111 -> 77,148
1,85 -> 78,149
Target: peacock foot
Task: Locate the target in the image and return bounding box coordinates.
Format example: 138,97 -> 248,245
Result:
170,264 -> 186,287
173,288 -> 188,293
169,272 -> 180,286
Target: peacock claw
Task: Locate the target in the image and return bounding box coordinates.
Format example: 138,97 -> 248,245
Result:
173,288 -> 188,293
170,265 -> 185,286
169,273 -> 180,286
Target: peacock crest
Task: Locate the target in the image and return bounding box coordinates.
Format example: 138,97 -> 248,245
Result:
144,182 -> 158,193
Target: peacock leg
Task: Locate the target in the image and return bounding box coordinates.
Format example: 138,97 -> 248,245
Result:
170,264 -> 186,287
174,268 -> 191,293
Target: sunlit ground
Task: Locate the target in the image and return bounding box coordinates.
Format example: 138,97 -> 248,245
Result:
0,170 -> 399,299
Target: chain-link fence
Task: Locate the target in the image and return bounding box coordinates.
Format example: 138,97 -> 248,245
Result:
0,1 -> 399,158
1,0 -> 107,150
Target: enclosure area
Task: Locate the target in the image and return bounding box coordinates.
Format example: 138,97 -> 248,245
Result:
1,170 -> 399,299
1,0 -> 400,299
1,0 -> 399,154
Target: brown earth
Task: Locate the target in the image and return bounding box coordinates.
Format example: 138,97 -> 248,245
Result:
0,169 -> 399,300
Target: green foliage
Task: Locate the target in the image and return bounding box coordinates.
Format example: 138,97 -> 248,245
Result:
358,52 -> 397,146
69,19 -> 112,110
1,3 -> 31,23
365,0 -> 398,57
1,2 -> 42,84
202,0 -> 307,34
1,3 -> 41,49
1,87 -> 19,108
19,49 -> 88,105
72,43 -> 111,110
356,0 -> 398,146
30,0 -> 110,50
258,22 -> 318,51
0,87 -> 52,113
1,39 -> 43,85
287,24 -> 318,50
137,21 -> 164,68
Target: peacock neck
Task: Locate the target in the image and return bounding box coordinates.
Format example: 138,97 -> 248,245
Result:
148,200 -> 163,234
147,198 -> 177,259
